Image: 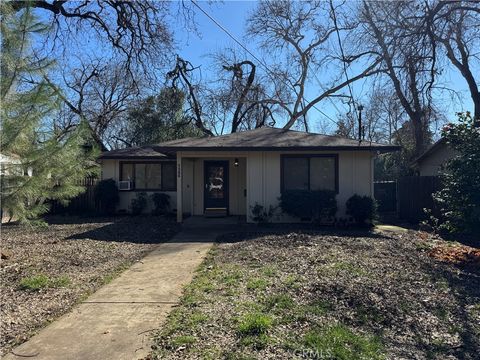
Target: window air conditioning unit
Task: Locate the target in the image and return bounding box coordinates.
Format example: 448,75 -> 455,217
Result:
118,181 -> 132,191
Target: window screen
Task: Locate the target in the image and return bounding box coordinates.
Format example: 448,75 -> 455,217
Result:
283,157 -> 309,190
310,157 -> 336,191
161,163 -> 176,191
120,162 -> 175,190
120,163 -> 134,181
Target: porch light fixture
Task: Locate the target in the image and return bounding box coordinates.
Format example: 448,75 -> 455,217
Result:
234,158 -> 239,167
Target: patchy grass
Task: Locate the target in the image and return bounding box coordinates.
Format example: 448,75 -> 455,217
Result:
19,274 -> 71,291
151,230 -> 480,359
19,274 -> 51,291
246,278 -> 268,291
303,324 -> 384,360
1,216 -> 179,356
237,312 -> 273,336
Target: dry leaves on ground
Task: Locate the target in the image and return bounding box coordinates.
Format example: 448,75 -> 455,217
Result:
0,215 -> 178,356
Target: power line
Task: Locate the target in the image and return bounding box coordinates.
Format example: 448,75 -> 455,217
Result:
329,0 -> 357,119
190,0 -> 339,128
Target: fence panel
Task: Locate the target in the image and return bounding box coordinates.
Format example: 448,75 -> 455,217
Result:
374,181 -> 397,213
48,176 -> 99,215
397,176 -> 442,223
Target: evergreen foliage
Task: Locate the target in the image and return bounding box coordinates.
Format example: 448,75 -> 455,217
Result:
432,113 -> 480,234
279,190 -> 337,222
346,195 -> 377,225
123,87 -> 201,146
151,193 -> 170,215
0,3 -> 98,223
131,192 -> 148,215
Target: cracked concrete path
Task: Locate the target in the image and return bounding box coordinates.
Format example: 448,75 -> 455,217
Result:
2,227 -> 218,360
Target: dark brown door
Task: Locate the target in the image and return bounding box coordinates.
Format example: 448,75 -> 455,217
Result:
204,161 -> 229,212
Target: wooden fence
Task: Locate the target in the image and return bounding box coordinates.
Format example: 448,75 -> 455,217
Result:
48,176 -> 99,215
397,176 -> 443,223
374,181 -> 397,213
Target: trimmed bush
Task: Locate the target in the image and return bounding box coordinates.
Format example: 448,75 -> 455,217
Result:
94,179 -> 119,215
279,190 -> 337,222
151,193 -> 170,215
346,194 -> 377,225
131,192 -> 148,215
250,203 -> 276,223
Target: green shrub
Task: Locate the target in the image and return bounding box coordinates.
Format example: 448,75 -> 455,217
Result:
94,179 -> 119,215
279,190 -> 337,222
151,193 -> 170,215
250,203 -> 276,223
131,192 -> 148,215
346,194 -> 377,225
432,113 -> 480,234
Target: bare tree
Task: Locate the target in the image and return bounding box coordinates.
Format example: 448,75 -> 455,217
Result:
427,1 -> 480,122
360,1 -> 438,155
45,61 -> 140,149
12,1 -> 180,78
167,55 -> 280,135
246,0 -> 383,130
167,57 -> 214,136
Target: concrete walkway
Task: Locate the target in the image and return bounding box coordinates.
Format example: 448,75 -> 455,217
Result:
3,224 -> 225,360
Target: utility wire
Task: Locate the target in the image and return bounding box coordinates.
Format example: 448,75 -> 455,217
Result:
329,0 -> 357,119
190,0 -> 339,127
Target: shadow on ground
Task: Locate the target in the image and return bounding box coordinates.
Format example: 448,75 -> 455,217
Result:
66,216 -> 179,244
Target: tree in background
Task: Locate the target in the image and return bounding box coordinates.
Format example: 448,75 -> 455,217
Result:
120,87 -> 201,147
432,113 -> 480,234
0,4 -> 97,224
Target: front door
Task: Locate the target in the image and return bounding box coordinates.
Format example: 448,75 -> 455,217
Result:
204,161 -> 229,213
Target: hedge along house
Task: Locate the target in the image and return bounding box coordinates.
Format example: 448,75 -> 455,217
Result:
98,127 -> 399,223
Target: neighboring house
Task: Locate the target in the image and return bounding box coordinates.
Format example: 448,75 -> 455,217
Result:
0,153 -> 21,176
413,138 -> 457,176
98,127 -> 399,223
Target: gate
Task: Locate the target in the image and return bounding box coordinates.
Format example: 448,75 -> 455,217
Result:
374,181 -> 397,213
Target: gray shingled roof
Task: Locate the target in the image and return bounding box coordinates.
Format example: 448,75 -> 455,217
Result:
99,128 -> 399,159
98,146 -> 172,159
153,127 -> 399,152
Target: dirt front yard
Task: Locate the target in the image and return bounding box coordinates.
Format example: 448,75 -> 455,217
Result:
150,229 -> 480,360
0,216 -> 179,356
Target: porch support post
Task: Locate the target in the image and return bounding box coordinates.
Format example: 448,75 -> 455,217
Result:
176,152 -> 183,223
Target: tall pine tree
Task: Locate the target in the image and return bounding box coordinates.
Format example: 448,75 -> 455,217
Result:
1,3 -> 98,223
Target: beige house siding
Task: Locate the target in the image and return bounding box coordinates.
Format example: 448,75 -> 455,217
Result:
179,153 -> 247,216
417,145 -> 456,176
99,159 -> 178,213
244,151 -> 373,222
101,150 -> 374,222
177,150 -> 373,222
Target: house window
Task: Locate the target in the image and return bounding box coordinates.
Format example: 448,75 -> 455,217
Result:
120,162 -> 176,191
281,155 -> 338,193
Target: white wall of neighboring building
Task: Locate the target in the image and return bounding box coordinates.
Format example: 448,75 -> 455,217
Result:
417,144 -> 457,176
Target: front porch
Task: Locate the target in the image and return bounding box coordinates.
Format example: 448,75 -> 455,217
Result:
176,153 -> 248,223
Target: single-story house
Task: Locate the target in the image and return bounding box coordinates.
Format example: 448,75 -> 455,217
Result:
98,127 -> 399,223
413,138 -> 457,176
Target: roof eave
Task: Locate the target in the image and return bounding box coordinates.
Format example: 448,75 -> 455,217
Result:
153,145 -> 401,153
97,155 -> 174,160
